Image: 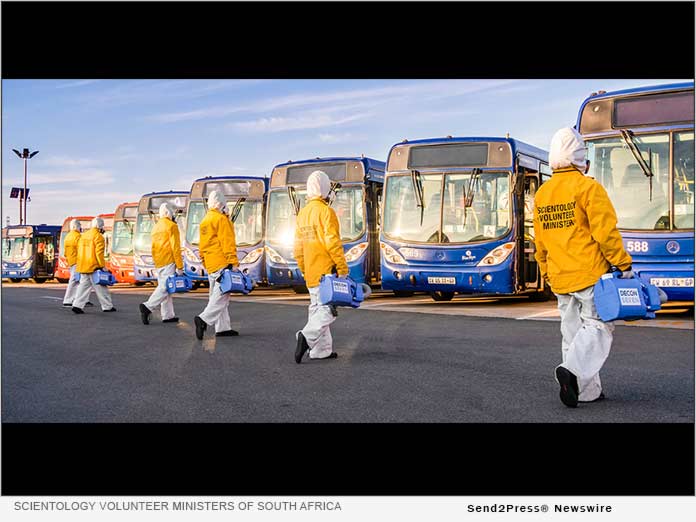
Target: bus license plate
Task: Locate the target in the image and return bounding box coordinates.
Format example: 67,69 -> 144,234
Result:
650,277 -> 694,287
428,277 -> 455,285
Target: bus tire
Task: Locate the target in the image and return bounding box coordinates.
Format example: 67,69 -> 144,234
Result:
56,278 -> 69,284
528,286 -> 553,302
430,291 -> 454,302
33,278 -> 48,284
10,278 -> 23,283
393,290 -> 414,297
134,281 -> 146,287
292,285 -> 309,294
191,281 -> 201,290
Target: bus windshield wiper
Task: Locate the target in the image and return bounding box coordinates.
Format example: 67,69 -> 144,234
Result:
410,169 -> 425,226
230,197 -> 246,223
287,186 -> 300,215
462,168 -> 481,227
620,129 -> 655,201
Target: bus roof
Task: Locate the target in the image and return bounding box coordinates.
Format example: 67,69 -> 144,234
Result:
576,82 -> 695,135
273,156 -> 386,173
387,136 -> 548,171
139,190 -> 189,198
2,224 -> 61,236
193,175 -> 268,185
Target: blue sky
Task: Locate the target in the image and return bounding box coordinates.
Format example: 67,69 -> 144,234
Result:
1,79 -> 686,225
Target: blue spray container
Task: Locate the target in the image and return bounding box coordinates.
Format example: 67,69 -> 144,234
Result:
166,275 -> 193,293
218,269 -> 254,295
91,269 -> 116,286
593,271 -> 662,321
318,274 -> 365,308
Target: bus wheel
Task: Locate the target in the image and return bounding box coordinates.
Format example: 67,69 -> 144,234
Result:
191,282 -> 201,290
56,278 -> 69,284
430,291 -> 454,302
528,287 -> 553,302
293,285 -> 309,294
10,278 -> 22,283
33,278 -> 47,284
393,290 -> 414,297
134,281 -> 146,287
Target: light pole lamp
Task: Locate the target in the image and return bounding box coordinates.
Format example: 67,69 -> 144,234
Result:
12,148 -> 39,225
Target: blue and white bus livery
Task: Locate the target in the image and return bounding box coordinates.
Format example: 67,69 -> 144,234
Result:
2,224 -> 61,283
380,136 -> 550,301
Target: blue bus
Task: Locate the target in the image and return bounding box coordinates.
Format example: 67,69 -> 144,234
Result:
577,82 -> 694,304
265,157 -> 385,292
133,191 -> 189,282
2,224 -> 61,283
183,176 -> 268,287
380,137 -> 551,301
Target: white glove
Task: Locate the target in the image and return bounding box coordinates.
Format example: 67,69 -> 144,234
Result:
657,287 -> 668,304
360,283 -> 372,299
176,268 -> 184,276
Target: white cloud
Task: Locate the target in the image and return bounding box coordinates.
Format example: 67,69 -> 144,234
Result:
55,80 -> 101,89
318,132 -> 366,144
39,155 -> 98,168
231,112 -> 371,133
3,168 -> 114,186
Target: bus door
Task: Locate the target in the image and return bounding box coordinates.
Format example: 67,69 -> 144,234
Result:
33,235 -> 55,277
365,181 -> 383,284
513,164 -> 541,292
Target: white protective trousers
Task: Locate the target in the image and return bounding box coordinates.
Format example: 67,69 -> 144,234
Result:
72,271 -> 114,311
555,285 -> 614,401
62,264 -> 82,305
143,263 -> 176,320
198,268 -> 232,333
301,286 -> 336,359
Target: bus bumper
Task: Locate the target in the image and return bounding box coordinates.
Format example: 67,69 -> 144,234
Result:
134,263 -> 157,282
380,259 -> 515,294
267,257 -> 366,287
634,263 -> 694,302
2,268 -> 32,279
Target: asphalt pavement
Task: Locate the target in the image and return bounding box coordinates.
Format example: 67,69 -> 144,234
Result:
2,284 -> 693,422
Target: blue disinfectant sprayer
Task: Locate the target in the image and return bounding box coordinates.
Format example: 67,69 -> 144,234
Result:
317,274 -> 369,308
593,271 -> 663,321
166,275 -> 193,293
91,269 -> 116,286
218,268 -> 254,295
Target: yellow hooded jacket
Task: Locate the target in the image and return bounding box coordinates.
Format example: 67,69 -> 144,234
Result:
199,208 -> 238,274
76,227 -> 106,274
533,167 -> 632,294
294,198 -> 349,288
64,229 -> 81,266
151,217 -> 183,269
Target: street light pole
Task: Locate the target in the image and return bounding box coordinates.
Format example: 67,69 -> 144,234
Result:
12,148 -> 39,225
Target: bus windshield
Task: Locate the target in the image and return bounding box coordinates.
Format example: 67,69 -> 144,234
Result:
134,214 -> 155,253
111,220 -> 134,255
266,186 -> 365,246
383,171 -> 511,243
2,236 -> 32,262
186,200 -> 264,247
586,131 -> 694,230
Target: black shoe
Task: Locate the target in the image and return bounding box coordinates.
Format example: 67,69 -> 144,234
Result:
216,329 -> 239,337
295,331 -> 310,364
85,302 -> 94,307
162,317 -> 179,323
72,307 -> 84,314
62,303 -> 72,307
103,307 -> 117,312
194,316 -> 207,340
139,303 -> 152,325
555,367 -> 579,408
315,352 -> 338,360
579,392 -> 606,403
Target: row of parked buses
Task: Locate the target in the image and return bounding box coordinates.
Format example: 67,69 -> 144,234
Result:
2,83 -> 694,303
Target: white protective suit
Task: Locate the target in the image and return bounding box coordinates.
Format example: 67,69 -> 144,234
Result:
142,203 -> 178,320
62,219 -> 84,305
299,170 -> 337,359
197,191 -> 234,333
72,217 -> 114,311
548,127 -> 613,402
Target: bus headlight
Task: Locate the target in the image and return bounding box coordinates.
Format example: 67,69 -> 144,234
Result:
240,247 -> 264,264
265,246 -> 287,265
184,247 -> 200,264
477,242 -> 515,266
344,242 -> 369,263
380,242 -> 407,265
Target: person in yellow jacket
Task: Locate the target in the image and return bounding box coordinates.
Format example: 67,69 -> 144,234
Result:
534,127 -> 633,408
293,170 -> 349,363
62,219 -> 86,306
193,190 -> 239,339
139,203 -> 184,325
72,216 -> 116,313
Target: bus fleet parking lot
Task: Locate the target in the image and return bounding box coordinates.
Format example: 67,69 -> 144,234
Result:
2,281 -> 692,423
